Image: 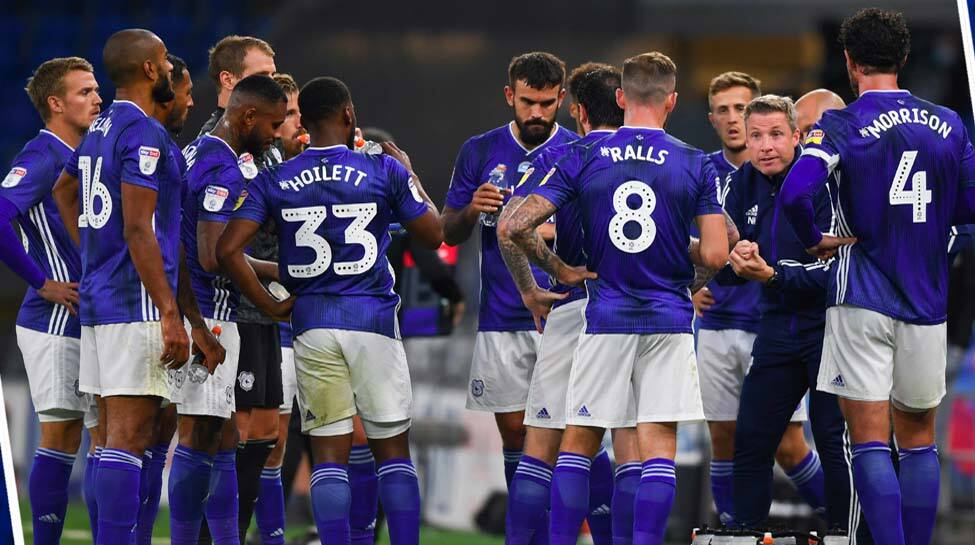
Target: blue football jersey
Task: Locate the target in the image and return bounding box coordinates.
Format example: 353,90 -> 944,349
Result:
697,150 -> 761,333
64,100 -> 184,326
514,129 -> 613,308
533,127 -> 723,334
799,90 -> 975,324
444,123 -> 577,331
0,130 -> 81,337
181,134 -> 255,322
233,145 -> 429,338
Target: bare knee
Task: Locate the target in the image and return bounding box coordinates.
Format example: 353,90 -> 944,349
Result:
495,411 -> 527,450
39,420 -> 84,453
893,406 -> 937,448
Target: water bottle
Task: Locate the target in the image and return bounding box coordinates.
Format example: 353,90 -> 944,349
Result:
354,136 -> 383,155
479,164 -> 508,227
188,324 -> 222,384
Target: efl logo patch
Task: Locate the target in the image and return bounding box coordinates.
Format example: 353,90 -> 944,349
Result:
138,146 -> 160,175
2,167 -> 26,188
203,185 -> 230,212
804,129 -> 824,145
238,153 -> 258,180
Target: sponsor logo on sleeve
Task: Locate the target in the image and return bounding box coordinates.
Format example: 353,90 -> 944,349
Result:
804,129 -> 824,145
233,189 -> 249,211
515,167 -> 535,188
2,167 -> 26,188
538,166 -> 557,187
238,153 -> 259,179
138,146 -> 160,175
203,185 -> 230,212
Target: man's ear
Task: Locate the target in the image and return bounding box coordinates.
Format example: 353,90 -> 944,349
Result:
504,85 -> 515,107
615,88 -> 625,110
47,95 -> 64,116
219,70 -> 236,93
143,59 -> 157,83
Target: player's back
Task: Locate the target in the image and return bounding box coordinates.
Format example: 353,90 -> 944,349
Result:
237,145 -> 429,338
809,91 -> 971,323
537,127 -> 722,334
67,100 -> 183,325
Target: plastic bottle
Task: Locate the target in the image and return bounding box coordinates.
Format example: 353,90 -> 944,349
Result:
187,324 -> 222,384
354,135 -> 383,155
479,164 -> 508,227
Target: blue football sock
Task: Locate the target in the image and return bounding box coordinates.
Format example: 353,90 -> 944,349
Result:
550,452 -> 591,545
785,450 -> 826,518
633,458 -> 676,545
169,446 -> 214,545
348,446 -> 379,545
135,444 -> 167,545
95,449 -> 143,545
898,445 -> 939,545
378,458 -> 421,545
709,459 -> 734,526
588,448 -> 614,545
29,447 -> 75,545
611,462 -> 640,545
84,451 -> 99,542
852,442 -> 904,545
506,455 -> 553,545
310,463 -> 351,544
504,448 -> 523,490
255,466 -> 286,545
206,450 -> 240,545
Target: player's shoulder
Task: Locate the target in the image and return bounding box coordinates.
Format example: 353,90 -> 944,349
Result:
550,124 -> 580,145
662,131 -> 705,156
461,124 -> 510,151
9,131 -> 66,173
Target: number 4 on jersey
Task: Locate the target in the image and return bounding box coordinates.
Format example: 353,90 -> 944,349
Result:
888,150 -> 931,223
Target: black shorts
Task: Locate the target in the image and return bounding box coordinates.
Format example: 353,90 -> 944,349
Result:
235,322 -> 284,409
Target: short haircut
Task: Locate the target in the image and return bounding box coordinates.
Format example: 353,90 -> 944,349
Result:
361,127 -> 395,143
621,52 -> 677,106
508,52 -> 565,90
230,74 -> 287,106
298,77 -> 351,126
708,71 -> 762,109
168,54 -> 188,85
272,73 -> 299,96
207,35 -> 275,86
839,8 -> 910,74
744,94 -> 797,131
567,62 -> 614,101
575,67 -> 624,129
25,56 -> 94,122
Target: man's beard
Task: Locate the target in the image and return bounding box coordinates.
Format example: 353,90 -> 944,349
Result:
515,116 -> 554,146
726,142 -> 746,154
242,128 -> 267,157
166,107 -> 186,136
151,69 -> 175,103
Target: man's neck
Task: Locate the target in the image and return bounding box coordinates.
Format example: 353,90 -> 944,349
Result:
585,124 -> 618,136
210,119 -> 244,155
857,73 -> 900,95
115,88 -> 156,118
622,106 -> 667,130
217,91 -> 230,109
44,118 -> 83,149
722,146 -> 749,168
510,121 -> 553,151
308,127 -> 349,149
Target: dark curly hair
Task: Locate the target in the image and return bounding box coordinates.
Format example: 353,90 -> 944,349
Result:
839,8 -> 910,74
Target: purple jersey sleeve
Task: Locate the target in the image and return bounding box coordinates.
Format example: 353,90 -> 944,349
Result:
531,153 -> 581,210
443,138 -> 482,210
384,156 -> 429,224
781,123 -> 836,247
233,172 -> 270,225
955,138 -> 975,224
64,147 -> 80,178
696,157 -> 723,216
119,117 -> 168,191
197,162 -> 246,224
0,150 -> 56,214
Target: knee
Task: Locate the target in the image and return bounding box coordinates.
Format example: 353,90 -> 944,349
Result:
496,413 -> 526,448
708,422 -> 736,459
774,425 -> 810,470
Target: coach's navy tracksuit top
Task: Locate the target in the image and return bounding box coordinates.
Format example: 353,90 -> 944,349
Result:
716,147 -> 836,358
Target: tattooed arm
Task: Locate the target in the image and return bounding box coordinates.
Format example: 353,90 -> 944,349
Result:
688,210 -> 739,293
498,194 -> 596,288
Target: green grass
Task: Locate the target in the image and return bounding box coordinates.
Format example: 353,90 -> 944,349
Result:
21,500 -> 682,544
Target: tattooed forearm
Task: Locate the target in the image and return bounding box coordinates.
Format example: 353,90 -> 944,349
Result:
498,196 -> 540,294
691,264 -> 719,294
501,195 -> 569,280
724,210 -> 740,248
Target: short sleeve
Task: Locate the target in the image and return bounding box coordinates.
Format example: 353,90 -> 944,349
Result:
695,156 -> 723,216
385,156 -> 429,224
233,171 -> 271,225
443,138 -> 482,210
198,161 -> 247,224
959,137 -> 975,190
513,149 -> 557,198
119,118 -> 168,191
531,152 -> 581,209
64,147 -> 80,178
799,119 -> 841,174
0,150 -> 55,214
722,170 -> 744,229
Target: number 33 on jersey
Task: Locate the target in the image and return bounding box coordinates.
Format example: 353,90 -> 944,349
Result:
531,126 -> 723,335
233,144 -> 429,339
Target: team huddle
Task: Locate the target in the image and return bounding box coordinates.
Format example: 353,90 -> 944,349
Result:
0,6 -> 972,545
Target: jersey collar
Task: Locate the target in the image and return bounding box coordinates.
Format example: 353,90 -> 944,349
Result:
203,133 -> 237,156
507,121 -> 563,154
859,89 -> 911,96
305,144 -> 349,151
39,129 -> 74,151
114,99 -> 149,117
